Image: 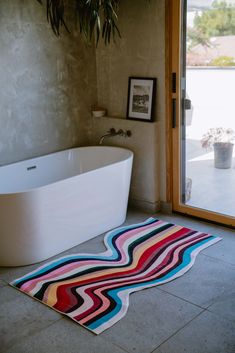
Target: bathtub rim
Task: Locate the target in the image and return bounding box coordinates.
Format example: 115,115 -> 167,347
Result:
0,146 -> 134,195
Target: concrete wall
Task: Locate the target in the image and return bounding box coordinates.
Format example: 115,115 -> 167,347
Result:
0,0 -> 97,165
1,0 -> 167,209
91,116 -> 160,212
94,0 -> 166,206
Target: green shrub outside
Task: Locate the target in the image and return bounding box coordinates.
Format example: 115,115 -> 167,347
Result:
210,56 -> 235,66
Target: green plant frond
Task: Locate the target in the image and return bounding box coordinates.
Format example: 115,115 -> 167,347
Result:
101,0 -> 121,44
38,0 -> 152,44
37,0 -> 70,36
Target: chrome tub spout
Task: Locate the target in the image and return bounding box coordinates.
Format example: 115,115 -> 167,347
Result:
99,128 -> 131,145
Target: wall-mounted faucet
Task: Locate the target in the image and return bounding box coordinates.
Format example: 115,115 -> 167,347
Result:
99,128 -> 132,145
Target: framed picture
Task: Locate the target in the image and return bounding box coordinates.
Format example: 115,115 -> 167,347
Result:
127,77 -> 156,122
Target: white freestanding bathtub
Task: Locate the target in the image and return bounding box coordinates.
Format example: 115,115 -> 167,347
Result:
0,146 -> 133,266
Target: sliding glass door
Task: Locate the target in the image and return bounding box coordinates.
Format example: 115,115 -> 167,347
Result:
171,0 -> 235,226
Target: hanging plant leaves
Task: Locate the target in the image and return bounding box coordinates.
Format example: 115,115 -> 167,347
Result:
36,0 -> 70,35
36,0 -> 121,44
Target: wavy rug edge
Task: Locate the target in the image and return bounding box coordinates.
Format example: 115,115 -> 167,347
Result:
10,218 -> 222,334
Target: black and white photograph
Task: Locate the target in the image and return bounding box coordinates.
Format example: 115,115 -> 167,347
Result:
127,77 -> 156,121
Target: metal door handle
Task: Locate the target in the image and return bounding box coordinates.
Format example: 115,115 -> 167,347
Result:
184,98 -> 191,110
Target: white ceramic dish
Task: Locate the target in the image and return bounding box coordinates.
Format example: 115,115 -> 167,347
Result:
92,110 -> 106,118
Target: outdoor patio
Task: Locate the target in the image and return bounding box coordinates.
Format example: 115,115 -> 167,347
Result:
186,139 -> 235,217
184,68 -> 235,219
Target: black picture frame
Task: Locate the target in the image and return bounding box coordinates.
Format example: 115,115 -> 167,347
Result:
126,77 -> 156,122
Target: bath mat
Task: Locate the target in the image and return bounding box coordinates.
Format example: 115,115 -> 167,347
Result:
11,218 -> 221,334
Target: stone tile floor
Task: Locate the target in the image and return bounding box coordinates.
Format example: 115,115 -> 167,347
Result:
0,209 -> 235,353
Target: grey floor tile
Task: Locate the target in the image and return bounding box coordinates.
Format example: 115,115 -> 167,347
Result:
49,232 -> 107,260
201,232 -> 235,266
102,287 -> 203,353
0,279 -> 7,288
159,253 -> 235,308
4,318 -> 128,353
207,290 -> 235,323
152,310 -> 235,353
0,285 -> 61,352
126,209 -> 151,223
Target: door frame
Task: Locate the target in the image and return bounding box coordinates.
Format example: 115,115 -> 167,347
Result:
165,0 -> 235,227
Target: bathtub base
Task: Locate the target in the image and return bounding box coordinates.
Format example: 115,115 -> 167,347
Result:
0,147 -> 133,266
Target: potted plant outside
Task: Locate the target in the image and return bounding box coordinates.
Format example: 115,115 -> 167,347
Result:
201,127 -> 235,169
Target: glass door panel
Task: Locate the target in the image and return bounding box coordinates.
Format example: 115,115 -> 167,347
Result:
182,0 -> 235,219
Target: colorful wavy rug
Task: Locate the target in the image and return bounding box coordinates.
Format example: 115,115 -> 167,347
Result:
11,218 -> 221,334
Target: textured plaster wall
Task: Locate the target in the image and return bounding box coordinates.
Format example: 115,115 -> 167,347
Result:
91,116 -> 160,212
1,0 -> 167,207
95,0 -> 166,203
0,0 -> 97,165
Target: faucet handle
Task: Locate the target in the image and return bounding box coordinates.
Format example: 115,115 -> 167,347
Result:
117,129 -> 124,135
108,128 -> 116,134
